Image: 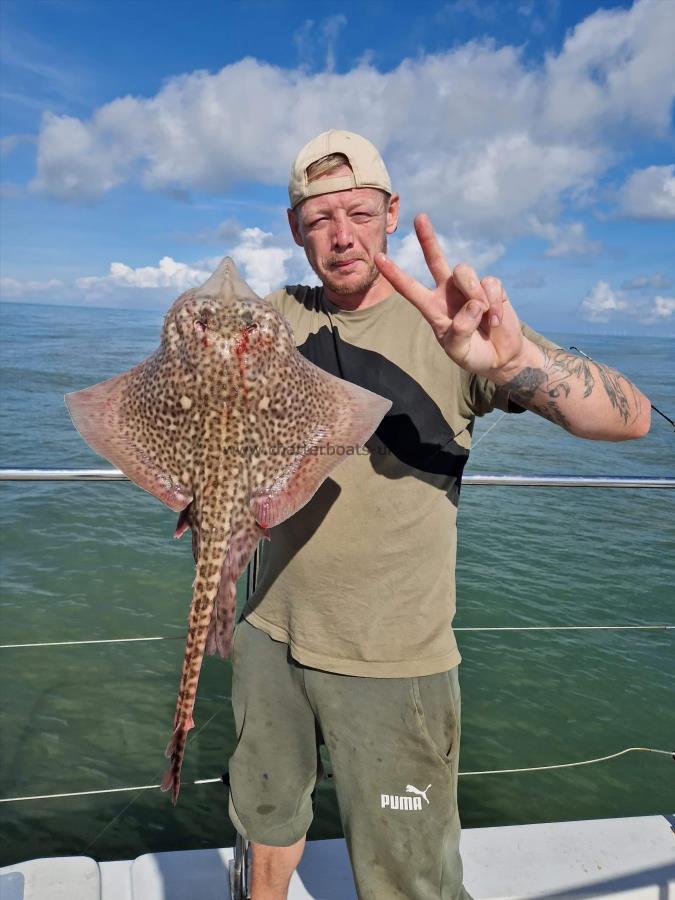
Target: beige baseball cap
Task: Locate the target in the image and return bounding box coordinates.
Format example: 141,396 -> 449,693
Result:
288,129 -> 392,208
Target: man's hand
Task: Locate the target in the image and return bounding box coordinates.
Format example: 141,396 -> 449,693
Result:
375,214 -> 525,382
375,213 -> 651,440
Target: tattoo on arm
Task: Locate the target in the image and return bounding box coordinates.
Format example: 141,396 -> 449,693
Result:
594,363 -> 636,425
503,365 -> 572,428
503,348 -> 639,430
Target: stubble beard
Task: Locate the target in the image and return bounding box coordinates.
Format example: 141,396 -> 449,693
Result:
312,233 -> 388,296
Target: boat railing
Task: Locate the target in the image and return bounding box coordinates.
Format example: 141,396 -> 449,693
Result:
1,466 -> 673,807
1,468 -> 674,487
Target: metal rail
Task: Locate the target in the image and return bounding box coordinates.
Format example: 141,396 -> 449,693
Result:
1,468 -> 674,488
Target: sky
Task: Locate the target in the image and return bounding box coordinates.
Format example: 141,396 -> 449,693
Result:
1,0 -> 674,335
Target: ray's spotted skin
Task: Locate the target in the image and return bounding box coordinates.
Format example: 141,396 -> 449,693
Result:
65,258 -> 391,803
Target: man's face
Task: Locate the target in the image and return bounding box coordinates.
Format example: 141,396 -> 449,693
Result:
288,165 -> 400,298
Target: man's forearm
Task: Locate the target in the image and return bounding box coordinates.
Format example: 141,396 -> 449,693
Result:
495,339 -> 651,440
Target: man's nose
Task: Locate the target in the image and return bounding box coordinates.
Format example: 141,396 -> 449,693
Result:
331,212 -> 353,251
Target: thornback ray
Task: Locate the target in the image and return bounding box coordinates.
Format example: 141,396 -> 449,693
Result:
64,256 -> 391,803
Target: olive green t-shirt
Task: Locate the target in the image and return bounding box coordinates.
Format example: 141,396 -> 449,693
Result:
244,285 -> 551,677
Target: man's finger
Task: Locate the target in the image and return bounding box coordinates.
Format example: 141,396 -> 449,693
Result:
375,252 -> 447,331
453,263 -> 489,309
481,276 -> 504,327
447,299 -> 485,341
414,214 -> 452,287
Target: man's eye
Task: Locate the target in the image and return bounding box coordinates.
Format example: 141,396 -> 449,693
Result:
351,212 -> 373,222
309,217 -> 328,227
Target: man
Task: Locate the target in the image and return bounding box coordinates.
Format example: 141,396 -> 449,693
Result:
226,130 -> 650,900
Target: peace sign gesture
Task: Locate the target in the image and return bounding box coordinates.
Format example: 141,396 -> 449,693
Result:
375,215 -> 526,382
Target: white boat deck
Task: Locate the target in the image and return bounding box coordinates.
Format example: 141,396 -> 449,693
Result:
2,814 -> 674,899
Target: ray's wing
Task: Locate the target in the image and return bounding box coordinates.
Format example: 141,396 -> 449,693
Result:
251,355 -> 392,528
65,353 -> 192,511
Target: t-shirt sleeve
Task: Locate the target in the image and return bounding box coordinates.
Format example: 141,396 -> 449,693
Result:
263,288 -> 290,313
460,324 -> 562,418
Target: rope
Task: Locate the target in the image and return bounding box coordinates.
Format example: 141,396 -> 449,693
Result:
1,623 -> 671,650
1,746 -> 671,803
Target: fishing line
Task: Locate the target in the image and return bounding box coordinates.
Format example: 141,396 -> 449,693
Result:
570,346 -> 674,429
0,635 -> 185,649
79,705 -> 224,854
2,746 -> 671,804
454,624 -> 672,632
470,411 -> 508,452
458,746 -> 674,776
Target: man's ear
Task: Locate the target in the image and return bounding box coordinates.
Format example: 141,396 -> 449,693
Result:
386,193 -> 400,235
287,208 -> 304,247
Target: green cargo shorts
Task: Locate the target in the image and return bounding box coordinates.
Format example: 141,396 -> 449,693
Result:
228,619 -> 471,900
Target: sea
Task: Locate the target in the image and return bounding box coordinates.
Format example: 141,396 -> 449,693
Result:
0,300 -> 673,866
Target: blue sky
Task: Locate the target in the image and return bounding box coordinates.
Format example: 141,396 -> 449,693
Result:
1,0 -> 674,335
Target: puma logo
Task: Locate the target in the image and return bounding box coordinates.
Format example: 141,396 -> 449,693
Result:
405,783 -> 431,804
380,783 -> 432,811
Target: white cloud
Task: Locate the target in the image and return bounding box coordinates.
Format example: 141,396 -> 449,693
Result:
228,227 -> 294,296
75,256 -> 212,296
581,281 -> 628,322
2,220 -> 506,308
28,0 -> 675,247
2,258 -> 218,307
541,0 -> 675,137
581,280 -> 674,324
293,14 -> 347,73
401,134 -> 603,239
322,15 -> 347,73
529,218 -> 601,257
197,226 -> 317,295
0,134 -> 35,158
653,295 -> 675,319
182,218 -> 243,244
618,164 -> 675,220
621,273 -> 673,291
390,230 -> 504,287
0,276 -> 63,298
72,224 -> 502,304
27,225 -> 317,306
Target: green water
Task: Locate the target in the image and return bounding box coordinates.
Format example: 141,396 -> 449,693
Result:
0,302 -> 673,864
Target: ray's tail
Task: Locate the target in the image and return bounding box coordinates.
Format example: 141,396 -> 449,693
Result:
161,520 -> 231,805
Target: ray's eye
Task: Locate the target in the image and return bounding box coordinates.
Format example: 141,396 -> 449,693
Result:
195,306 -> 214,331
